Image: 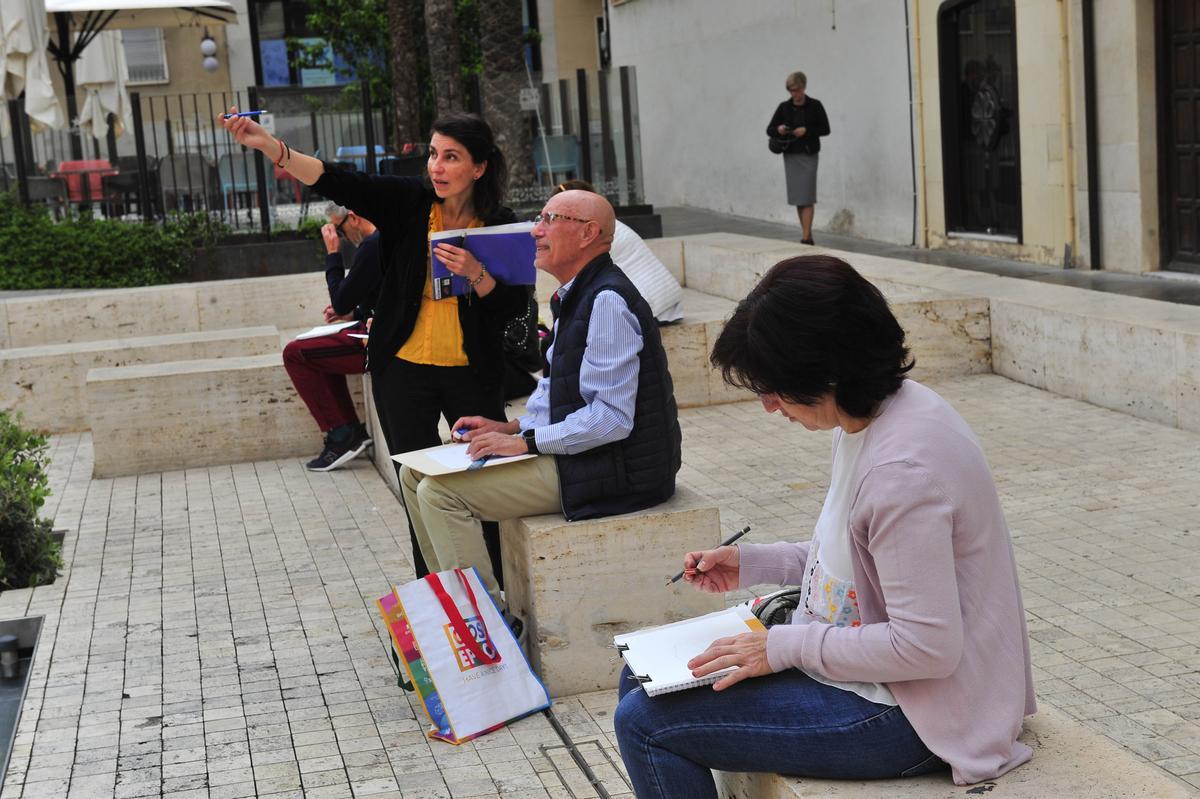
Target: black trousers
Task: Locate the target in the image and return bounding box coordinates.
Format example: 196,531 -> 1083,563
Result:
372,358 -> 506,584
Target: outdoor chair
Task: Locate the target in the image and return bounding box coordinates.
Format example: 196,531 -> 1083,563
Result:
533,134 -> 581,181
159,153 -> 216,213
273,164 -> 302,205
24,175 -> 70,218
50,159 -> 120,210
379,154 -> 425,177
334,144 -> 387,172
102,156 -> 160,217
216,154 -> 264,214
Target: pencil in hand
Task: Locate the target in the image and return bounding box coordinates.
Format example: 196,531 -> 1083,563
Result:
665,525 -> 751,586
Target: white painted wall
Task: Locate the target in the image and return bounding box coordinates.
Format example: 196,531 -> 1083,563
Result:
608,0 -> 915,243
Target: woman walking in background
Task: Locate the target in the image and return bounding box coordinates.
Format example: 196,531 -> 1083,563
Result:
767,71 -> 830,244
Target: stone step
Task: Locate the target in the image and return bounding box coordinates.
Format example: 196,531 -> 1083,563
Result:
1,326 -> 280,433
85,352 -> 364,478
2,272 -> 328,348
714,704 -> 1192,798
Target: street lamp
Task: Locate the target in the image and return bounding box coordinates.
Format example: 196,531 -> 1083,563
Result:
201,29 -> 219,72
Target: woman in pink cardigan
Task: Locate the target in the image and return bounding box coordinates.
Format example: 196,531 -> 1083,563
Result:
614,255 -> 1035,796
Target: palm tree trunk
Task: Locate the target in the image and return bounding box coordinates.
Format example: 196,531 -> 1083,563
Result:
388,0 -> 422,144
478,0 -> 534,188
424,0 -> 463,116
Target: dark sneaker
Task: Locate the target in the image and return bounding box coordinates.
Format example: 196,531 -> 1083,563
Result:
305,426 -> 373,472
347,424 -> 373,459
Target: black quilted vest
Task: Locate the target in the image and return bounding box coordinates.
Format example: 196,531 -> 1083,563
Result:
549,253 -> 681,521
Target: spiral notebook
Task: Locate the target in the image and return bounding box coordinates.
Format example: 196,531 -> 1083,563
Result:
613,605 -> 767,697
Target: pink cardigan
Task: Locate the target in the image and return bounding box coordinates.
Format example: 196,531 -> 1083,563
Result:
738,381 -> 1036,785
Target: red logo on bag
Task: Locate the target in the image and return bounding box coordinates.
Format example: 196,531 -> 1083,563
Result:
446,615 -> 498,671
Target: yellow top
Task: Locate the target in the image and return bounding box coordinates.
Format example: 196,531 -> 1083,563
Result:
395,204 -> 483,365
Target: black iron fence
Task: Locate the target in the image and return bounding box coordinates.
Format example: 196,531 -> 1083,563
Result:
0,66 -> 644,233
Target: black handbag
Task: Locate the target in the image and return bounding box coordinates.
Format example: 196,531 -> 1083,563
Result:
768,136 -> 793,154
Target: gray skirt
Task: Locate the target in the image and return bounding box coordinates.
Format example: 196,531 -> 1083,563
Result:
783,151 -> 819,206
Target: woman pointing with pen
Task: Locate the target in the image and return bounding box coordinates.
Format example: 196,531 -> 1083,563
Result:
219,107 -> 529,581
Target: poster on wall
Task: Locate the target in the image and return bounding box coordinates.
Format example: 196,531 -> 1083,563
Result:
260,39 -> 289,86
298,38 -> 337,87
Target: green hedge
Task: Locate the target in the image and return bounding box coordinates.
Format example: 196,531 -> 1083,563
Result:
0,192 -> 224,290
0,412 -> 61,591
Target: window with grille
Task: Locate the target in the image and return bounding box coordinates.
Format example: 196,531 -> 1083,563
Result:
122,28 -> 169,84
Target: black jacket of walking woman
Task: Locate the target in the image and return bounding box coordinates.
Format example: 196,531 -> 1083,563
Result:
312,168 -> 526,390
766,95 -> 831,155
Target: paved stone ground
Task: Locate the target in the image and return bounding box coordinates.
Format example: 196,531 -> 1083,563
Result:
2,372 -> 1199,797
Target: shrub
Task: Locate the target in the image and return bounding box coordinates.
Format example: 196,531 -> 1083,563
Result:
0,192 -> 225,290
0,412 -> 61,590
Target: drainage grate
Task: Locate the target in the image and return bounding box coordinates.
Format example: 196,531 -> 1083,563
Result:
540,709 -> 633,798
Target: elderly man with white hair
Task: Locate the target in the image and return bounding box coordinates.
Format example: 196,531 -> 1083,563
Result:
400,190 -> 682,617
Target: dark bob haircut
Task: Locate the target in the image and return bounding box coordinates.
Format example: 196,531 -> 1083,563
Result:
710,255 -> 914,418
427,112 -> 508,220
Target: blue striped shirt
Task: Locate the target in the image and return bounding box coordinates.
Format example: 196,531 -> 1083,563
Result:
519,278 -> 643,455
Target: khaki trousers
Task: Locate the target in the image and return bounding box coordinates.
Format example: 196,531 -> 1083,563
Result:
400,456 -> 561,606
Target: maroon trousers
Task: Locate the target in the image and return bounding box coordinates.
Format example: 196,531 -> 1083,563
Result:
282,328 -> 367,432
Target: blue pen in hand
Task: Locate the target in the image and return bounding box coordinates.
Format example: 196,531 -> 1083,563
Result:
222,110 -> 268,118
467,454 -> 492,471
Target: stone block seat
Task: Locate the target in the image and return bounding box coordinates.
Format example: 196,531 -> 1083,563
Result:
0,326 -> 281,433
713,704 -> 1192,798
499,484 -> 725,697
85,352 -> 364,478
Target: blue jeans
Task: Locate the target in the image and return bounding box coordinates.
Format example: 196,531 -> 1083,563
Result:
614,666 -> 945,798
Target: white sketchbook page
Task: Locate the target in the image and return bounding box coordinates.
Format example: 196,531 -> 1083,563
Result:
614,606 -> 761,695
390,442 -> 537,476
294,320 -> 358,340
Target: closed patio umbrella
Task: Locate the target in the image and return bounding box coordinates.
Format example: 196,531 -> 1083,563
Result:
1,0 -> 65,133
74,28 -> 127,138
43,0 -> 233,156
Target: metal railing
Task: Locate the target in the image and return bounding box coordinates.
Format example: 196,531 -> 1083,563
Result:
1,66 -> 645,233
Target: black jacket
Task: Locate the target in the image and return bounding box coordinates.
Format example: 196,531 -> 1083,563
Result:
549,253 -> 681,520
312,169 -> 527,386
326,230 -> 383,321
767,96 -> 831,154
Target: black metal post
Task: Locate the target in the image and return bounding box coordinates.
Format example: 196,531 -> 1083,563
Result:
130,92 -> 154,221
361,79 -> 377,174
619,67 -> 636,186
8,100 -> 30,206
248,86 -> 272,234
597,69 -> 616,183
576,69 -> 592,183
53,12 -> 84,161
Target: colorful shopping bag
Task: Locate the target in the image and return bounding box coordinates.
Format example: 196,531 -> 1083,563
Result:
376,568 -> 549,744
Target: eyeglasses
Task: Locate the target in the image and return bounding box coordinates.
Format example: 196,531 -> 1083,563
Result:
335,214 -> 352,236
532,211 -> 593,226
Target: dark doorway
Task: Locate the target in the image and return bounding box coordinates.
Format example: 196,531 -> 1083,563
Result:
938,0 -> 1022,239
1160,0 -> 1200,273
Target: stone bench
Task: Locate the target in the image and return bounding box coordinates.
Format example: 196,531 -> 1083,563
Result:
86,352 -> 365,477
674,231 -> 1200,434
1,272 -> 328,348
714,704 -> 1192,798
499,485 -> 724,697
0,326 -> 280,433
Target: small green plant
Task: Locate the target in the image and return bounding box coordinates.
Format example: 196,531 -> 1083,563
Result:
0,192 -> 225,290
0,412 -> 61,591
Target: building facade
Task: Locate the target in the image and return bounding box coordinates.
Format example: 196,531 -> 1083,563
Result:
607,0 -> 1186,274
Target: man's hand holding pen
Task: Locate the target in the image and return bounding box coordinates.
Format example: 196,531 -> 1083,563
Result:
450,416 -> 525,458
